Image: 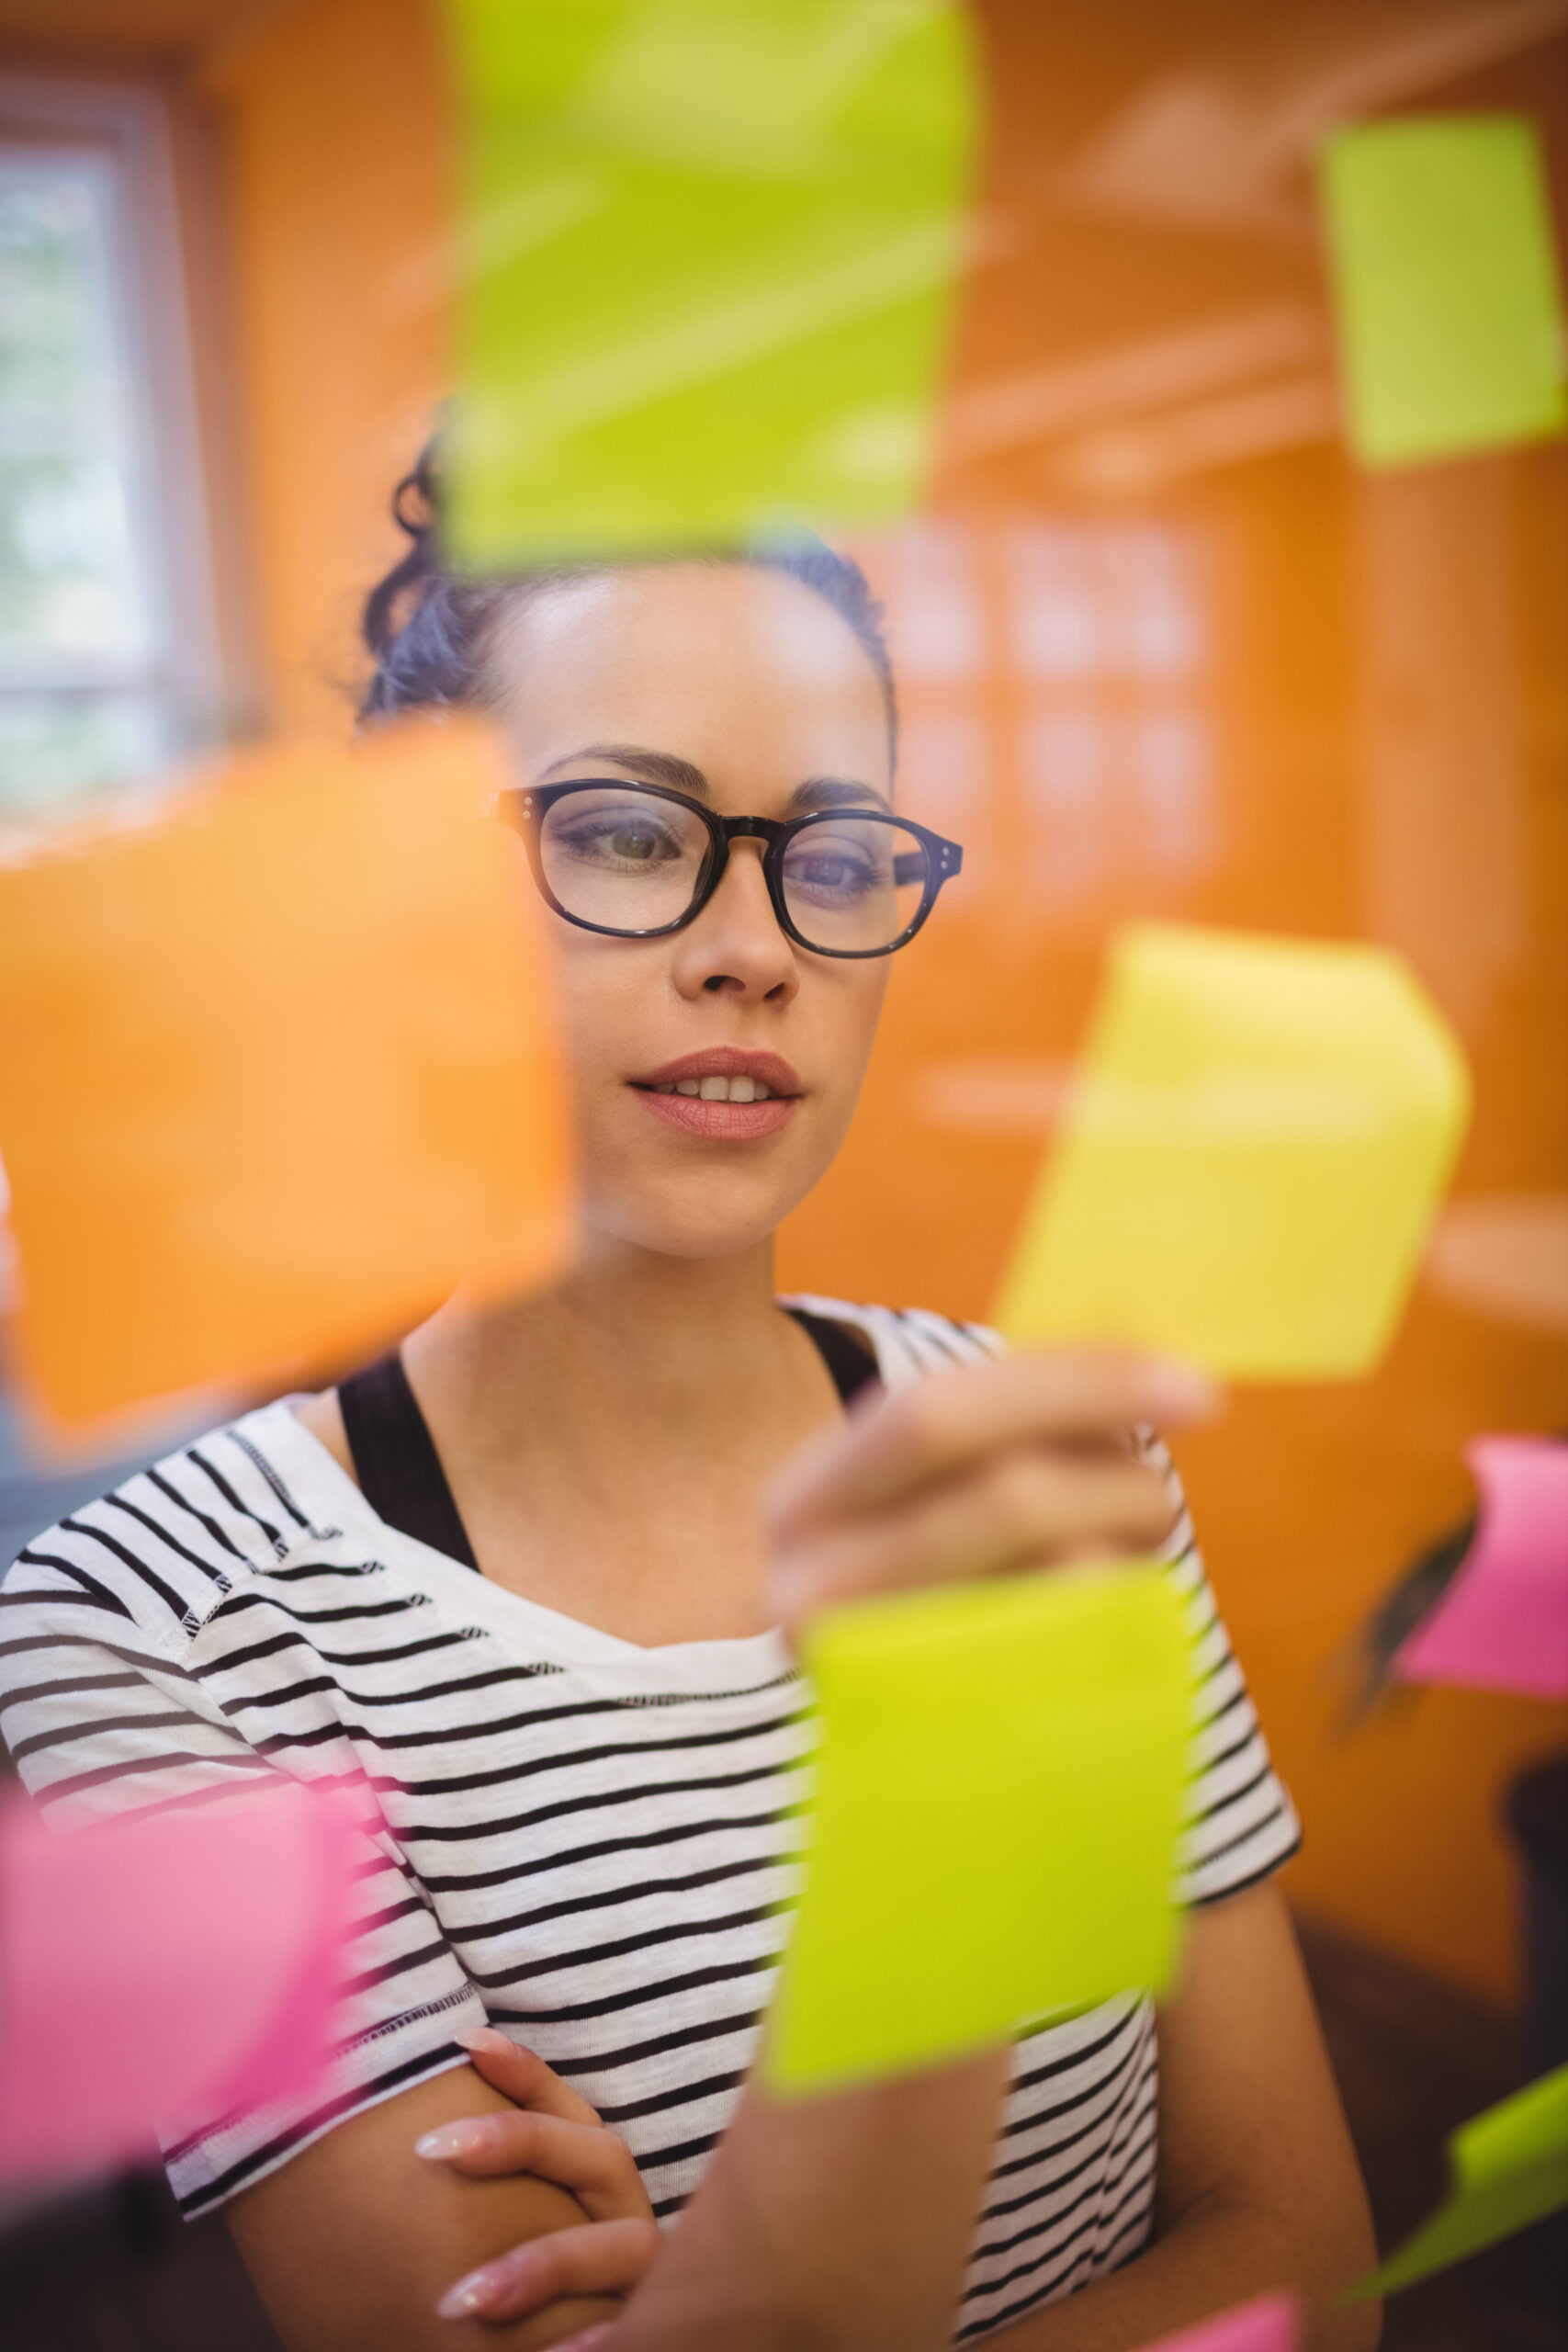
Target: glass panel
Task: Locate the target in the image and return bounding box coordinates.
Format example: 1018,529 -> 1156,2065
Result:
0,143 -> 168,814
0,688 -> 175,820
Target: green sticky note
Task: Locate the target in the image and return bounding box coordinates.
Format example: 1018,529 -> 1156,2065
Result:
442,0 -> 979,564
1318,117 -> 1568,469
992,924 -> 1470,1383
1349,2061 -> 1568,2300
765,1565 -> 1190,2096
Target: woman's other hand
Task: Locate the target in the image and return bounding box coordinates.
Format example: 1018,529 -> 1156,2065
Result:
418,2029 -> 658,2328
762,1348 -> 1219,1639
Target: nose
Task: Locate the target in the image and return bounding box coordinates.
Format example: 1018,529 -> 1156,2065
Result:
669,838 -> 799,1004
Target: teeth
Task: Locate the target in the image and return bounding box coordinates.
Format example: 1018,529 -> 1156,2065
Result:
653,1075 -> 777,1102
649,1077 -> 780,1101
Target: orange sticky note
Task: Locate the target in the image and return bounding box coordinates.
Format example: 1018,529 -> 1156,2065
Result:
0,718 -> 570,1426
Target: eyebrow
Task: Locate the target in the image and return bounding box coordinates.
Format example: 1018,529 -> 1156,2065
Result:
536,743 -> 894,815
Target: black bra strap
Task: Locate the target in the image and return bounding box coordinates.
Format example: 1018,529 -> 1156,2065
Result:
337,1313 -> 881,1574
336,1353 -> 479,1572
785,1307 -> 880,1408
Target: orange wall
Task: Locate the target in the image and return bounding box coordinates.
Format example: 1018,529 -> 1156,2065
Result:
209,0 -> 455,735
210,0 -> 1568,2005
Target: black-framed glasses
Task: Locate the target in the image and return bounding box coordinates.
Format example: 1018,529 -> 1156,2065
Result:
496,779 -> 963,959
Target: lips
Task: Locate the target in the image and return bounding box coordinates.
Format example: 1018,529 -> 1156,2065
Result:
629,1047 -> 802,1142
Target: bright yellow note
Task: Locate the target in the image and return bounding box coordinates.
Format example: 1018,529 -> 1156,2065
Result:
992,925 -> 1469,1382
0,718 -> 570,1429
442,0 -> 980,565
1349,2061 -> 1568,2300
766,1565 -> 1190,2096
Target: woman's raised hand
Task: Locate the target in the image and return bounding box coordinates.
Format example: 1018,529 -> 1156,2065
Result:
416,2028 -> 659,2329
762,1348 -> 1218,1640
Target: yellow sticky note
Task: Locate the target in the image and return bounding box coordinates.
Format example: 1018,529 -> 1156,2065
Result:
992,925 -> 1470,1382
766,1565 -> 1190,2096
442,0 -> 979,564
1319,117 -> 1568,470
0,718 -> 570,1428
1349,2061 -> 1568,2300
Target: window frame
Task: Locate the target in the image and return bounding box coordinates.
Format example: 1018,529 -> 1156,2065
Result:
0,69 -> 226,798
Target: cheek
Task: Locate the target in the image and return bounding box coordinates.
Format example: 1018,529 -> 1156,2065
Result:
545,933 -> 648,1098
839,961 -> 891,1059
807,961 -> 890,1107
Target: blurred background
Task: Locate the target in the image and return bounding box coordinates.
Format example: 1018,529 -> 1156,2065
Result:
0,2 -> 1564,2346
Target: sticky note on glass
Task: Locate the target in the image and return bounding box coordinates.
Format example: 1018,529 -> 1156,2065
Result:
1395,1437 -> 1568,1702
1137,2293 -> 1296,2352
992,925 -> 1470,1381
0,718 -> 570,1427
0,1782 -> 354,2181
442,0 -> 979,563
1348,2061 -> 1568,2300
766,1565 -> 1190,2095
1318,117 -> 1568,469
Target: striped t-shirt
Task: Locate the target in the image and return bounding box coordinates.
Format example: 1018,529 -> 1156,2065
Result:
0,1298 -> 1299,2344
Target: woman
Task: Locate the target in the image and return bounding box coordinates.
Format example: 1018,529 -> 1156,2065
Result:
0,451 -> 1375,2351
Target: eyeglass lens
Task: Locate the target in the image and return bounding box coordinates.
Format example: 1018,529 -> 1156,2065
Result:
537,787 -> 933,952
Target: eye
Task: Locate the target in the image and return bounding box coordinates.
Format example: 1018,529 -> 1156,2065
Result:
784,831 -> 886,900
557,813 -> 684,866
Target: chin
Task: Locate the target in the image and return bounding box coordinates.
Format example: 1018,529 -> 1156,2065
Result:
586,1194 -> 791,1262
580,1153 -> 826,1261
573,1102 -> 852,1263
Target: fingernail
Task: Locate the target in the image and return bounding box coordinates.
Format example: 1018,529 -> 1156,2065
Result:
415,2121 -> 490,2161
550,2333 -> 614,2351
1140,1359 -> 1220,1422
437,2269 -> 499,2320
454,2025 -> 514,2058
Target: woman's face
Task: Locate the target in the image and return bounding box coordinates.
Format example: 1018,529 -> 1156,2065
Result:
491,563 -> 895,1262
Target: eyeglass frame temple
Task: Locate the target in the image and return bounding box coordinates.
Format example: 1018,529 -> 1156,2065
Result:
490,777 -> 963,958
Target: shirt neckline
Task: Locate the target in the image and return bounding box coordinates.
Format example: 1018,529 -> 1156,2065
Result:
234,1295 -> 897,1681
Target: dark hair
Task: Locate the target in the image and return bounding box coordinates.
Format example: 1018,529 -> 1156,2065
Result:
358,437 -> 898,763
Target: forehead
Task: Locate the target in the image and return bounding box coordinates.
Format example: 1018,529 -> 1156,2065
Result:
487,564 -> 892,797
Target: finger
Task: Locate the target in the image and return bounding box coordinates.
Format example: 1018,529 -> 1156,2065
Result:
453,2027 -> 604,2127
763,1350 -> 1217,1541
436,2217 -> 660,2323
770,1451 -> 1176,1629
416,2111 -> 651,2222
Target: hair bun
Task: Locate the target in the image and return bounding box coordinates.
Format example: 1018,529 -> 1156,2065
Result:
362,436 -> 443,666
391,436 -> 442,547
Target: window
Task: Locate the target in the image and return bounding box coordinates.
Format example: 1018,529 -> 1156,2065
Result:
0,75 -> 220,822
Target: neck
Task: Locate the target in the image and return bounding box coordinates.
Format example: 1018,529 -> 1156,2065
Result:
406,1225 -> 805,1444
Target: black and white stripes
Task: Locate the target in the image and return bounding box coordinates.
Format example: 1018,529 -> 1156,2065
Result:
0,1298 -> 1299,2343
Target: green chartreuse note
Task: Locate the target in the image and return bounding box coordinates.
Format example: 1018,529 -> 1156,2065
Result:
1318,116 -> 1567,469
765,1564 -> 1190,2096
1349,2061 -> 1568,2299
991,924 -> 1470,1382
440,0 -> 979,563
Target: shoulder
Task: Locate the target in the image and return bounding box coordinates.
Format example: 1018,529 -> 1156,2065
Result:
0,1404 -> 319,1651
780,1295 -> 1006,1388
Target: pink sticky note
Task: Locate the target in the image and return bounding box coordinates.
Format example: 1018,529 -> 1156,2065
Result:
1395,1437 -> 1568,1702
1136,2293 -> 1297,2352
0,1781 -> 354,2181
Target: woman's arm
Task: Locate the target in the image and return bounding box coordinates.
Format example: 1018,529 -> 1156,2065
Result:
604,2045 -> 1013,2352
986,1886 -> 1380,2352
432,1892 -> 1377,2352
227,2063 -> 627,2351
